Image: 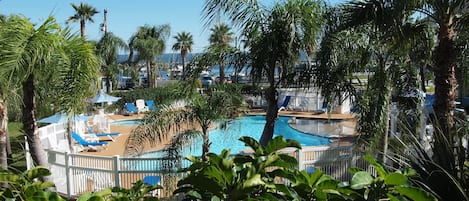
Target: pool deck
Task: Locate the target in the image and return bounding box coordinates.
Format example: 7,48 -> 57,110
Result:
246,110 -> 357,120
82,110 -> 357,157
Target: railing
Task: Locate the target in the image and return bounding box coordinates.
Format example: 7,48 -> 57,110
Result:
295,145 -> 373,181
46,150 -> 188,199
43,145 -> 372,199
33,121 -> 373,199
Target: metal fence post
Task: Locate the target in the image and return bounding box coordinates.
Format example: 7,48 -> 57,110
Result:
113,155 -> 120,188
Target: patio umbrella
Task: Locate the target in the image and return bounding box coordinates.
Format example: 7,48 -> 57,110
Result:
37,112 -> 91,124
87,91 -> 121,104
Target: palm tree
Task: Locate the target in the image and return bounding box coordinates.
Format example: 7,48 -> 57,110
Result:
0,15 -> 100,166
128,25 -> 170,87
203,0 -> 325,146
343,0 -> 468,169
67,2 -> 99,38
96,32 -> 128,93
172,31 -> 193,80
125,85 -> 242,161
315,4 -> 436,163
208,23 -> 234,84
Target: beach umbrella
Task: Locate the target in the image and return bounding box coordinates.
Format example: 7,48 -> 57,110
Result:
87,90 -> 121,104
38,112 -> 91,124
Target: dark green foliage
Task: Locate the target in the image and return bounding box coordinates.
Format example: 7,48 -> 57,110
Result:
0,166 -> 65,201
174,136 -> 302,200
111,82 -> 188,110
78,180 -> 162,201
395,120 -> 469,201
175,137 -> 435,200
339,156 -> 437,201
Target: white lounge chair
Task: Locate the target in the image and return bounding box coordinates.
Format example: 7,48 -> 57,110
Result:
136,99 -> 149,112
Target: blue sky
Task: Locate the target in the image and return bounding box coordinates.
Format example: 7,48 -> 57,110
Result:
1,0 -> 344,53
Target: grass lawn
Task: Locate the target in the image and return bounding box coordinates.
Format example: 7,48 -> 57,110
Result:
8,122 -> 26,172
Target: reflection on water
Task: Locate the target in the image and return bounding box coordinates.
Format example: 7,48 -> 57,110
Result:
289,118 -> 356,138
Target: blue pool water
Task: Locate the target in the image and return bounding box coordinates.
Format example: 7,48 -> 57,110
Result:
112,119 -> 142,126
141,116 -> 330,158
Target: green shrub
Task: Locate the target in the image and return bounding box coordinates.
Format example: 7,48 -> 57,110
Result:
110,82 -> 188,111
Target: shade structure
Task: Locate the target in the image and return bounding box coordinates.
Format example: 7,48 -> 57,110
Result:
37,112 -> 91,124
87,91 -> 121,104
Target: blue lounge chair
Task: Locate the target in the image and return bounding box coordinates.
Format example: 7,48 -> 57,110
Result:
278,96 -> 291,111
125,102 -> 139,114
72,132 -> 108,147
146,100 -> 156,111
306,166 -> 317,174
142,175 -> 161,196
142,175 -> 161,186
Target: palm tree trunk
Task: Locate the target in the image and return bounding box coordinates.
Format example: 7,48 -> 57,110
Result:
0,98 -> 8,170
219,57 -> 225,84
105,74 -> 112,93
147,60 -> 152,88
259,61 -> 278,146
23,75 -> 48,167
259,86 -> 278,146
80,19 -> 86,38
181,51 -> 186,80
419,64 -> 426,93
128,48 -> 134,65
433,23 -> 457,172
202,126 -> 210,161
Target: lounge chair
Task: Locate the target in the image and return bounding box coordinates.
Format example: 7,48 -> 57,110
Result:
278,96 -> 291,111
72,131 -> 108,147
146,100 -> 156,111
125,103 -> 139,114
136,99 -> 149,112
306,166 -> 317,174
142,175 -> 161,196
86,125 -> 121,142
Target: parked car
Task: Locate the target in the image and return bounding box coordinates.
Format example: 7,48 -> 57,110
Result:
118,76 -> 135,90
215,76 -> 232,84
201,76 -> 214,87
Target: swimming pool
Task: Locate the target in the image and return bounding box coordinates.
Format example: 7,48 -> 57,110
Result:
112,119 -> 142,126
140,115 -> 330,158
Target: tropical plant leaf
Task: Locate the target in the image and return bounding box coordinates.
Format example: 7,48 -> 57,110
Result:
364,155 -> 387,178
239,136 -> 263,155
348,167 -> 363,174
233,155 -> 255,164
24,166 -> 51,180
275,183 -> 299,200
264,136 -> 295,154
384,172 -> 407,186
0,172 -> 19,182
394,186 -> 437,201
350,171 -> 373,189
185,190 -> 202,199
243,174 -> 265,188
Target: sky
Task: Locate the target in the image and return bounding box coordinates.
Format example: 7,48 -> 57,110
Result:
1,0 -> 344,53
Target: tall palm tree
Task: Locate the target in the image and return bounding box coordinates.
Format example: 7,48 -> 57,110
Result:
0,15 -> 100,166
172,31 -> 193,80
125,85 -> 242,161
315,3 -> 435,162
67,2 -> 99,38
208,23 -> 234,84
96,32 -> 128,93
128,25 -> 170,87
203,0 -> 325,146
336,0 -> 469,180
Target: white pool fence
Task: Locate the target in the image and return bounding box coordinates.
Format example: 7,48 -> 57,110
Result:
28,123 -> 375,199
